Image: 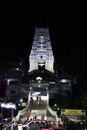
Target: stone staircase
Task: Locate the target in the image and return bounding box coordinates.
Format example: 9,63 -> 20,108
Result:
16,97 -> 59,123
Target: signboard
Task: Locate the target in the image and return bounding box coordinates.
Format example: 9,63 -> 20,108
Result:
61,109 -> 86,116
22,102 -> 27,107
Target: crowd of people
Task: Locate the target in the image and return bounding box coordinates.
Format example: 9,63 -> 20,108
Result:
0,116 -> 87,130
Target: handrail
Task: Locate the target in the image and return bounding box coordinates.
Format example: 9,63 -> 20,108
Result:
47,105 -> 61,123
16,104 -> 30,120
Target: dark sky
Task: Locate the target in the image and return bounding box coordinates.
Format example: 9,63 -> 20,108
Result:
0,2 -> 87,84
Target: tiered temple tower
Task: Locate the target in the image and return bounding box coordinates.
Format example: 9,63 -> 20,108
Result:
5,27 -> 72,122
16,27 -> 59,122
28,27 -> 54,73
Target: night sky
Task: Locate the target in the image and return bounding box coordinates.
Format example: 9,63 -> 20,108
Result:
0,2 -> 87,87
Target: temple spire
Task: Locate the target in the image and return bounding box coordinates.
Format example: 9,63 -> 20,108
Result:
28,27 -> 54,73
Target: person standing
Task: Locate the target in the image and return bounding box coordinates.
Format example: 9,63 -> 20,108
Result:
10,121 -> 14,130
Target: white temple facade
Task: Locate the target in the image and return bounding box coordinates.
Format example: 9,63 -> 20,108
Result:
28,27 -> 54,73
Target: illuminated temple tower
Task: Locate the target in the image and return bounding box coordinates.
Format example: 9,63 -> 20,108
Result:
5,27 -> 72,122
16,27 -> 59,121
29,27 -> 54,73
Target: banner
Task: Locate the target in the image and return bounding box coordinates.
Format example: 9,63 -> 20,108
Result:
61,109 -> 86,116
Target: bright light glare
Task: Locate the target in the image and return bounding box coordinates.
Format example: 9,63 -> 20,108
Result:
1,103 -> 16,109
60,79 -> 68,83
20,99 -> 23,102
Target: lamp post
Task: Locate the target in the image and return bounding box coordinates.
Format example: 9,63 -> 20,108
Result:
1,103 -> 5,118
10,104 -> 16,118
